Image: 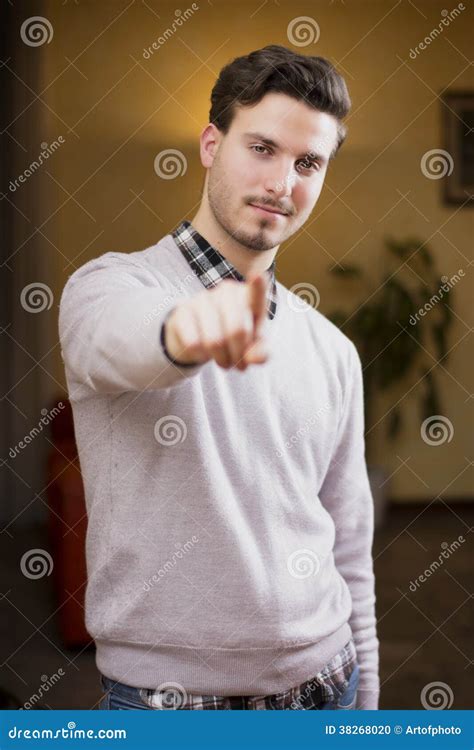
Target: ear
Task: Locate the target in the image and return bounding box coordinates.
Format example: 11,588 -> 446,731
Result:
199,123 -> 221,169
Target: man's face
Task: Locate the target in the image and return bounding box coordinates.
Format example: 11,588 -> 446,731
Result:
205,92 -> 340,252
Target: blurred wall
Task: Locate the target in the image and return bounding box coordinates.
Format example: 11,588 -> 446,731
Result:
6,0 -> 472,509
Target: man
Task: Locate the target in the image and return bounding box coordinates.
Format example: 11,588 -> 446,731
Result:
59,44 -> 379,711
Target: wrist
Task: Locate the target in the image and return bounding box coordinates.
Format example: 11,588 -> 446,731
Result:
160,309 -> 198,368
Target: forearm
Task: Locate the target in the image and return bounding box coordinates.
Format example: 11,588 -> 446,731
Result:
59,261 -> 204,396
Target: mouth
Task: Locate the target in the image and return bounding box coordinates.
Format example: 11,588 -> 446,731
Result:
249,203 -> 289,218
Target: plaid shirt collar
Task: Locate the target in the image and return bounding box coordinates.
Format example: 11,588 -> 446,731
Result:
171,220 -> 277,320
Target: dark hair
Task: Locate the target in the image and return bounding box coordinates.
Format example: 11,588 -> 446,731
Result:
210,45 -> 351,158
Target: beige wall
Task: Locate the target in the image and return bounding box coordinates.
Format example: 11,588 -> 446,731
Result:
39,0 -> 472,501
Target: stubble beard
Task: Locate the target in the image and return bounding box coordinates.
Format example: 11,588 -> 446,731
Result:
207,163 -> 295,253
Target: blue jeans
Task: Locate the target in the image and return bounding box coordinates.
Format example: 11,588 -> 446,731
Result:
98,663 -> 360,710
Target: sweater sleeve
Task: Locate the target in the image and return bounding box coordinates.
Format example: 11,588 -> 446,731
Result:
58,253 -> 205,398
318,340 -> 380,710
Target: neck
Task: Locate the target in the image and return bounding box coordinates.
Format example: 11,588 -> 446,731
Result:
190,202 -> 277,278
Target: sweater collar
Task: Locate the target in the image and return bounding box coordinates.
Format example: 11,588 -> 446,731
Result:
171,220 -> 277,320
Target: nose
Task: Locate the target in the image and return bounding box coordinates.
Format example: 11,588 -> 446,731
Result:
263,162 -> 295,199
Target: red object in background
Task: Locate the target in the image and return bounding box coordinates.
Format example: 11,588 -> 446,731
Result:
45,397 -> 91,649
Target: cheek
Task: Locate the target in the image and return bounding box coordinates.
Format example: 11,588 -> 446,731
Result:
293,181 -> 318,208
241,156 -> 263,188
213,160 -> 247,204
305,176 -> 325,204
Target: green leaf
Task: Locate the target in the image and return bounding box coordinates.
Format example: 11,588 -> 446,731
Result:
438,283 -> 453,326
417,284 -> 433,307
420,369 -> 442,418
418,244 -> 434,268
388,407 -> 402,440
432,322 -> 448,363
386,238 -> 407,258
329,264 -> 363,277
382,278 -> 418,328
327,311 -> 347,329
386,237 -> 434,273
325,235 -> 457,450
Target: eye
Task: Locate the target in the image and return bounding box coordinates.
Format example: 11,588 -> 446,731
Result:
251,144 -> 271,155
296,159 -> 319,173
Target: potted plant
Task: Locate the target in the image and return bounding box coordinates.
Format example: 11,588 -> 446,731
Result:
327,237 -> 457,526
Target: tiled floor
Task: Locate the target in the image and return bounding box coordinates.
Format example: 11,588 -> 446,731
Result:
1,502 -> 472,710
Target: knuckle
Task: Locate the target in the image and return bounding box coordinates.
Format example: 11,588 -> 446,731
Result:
208,334 -> 225,349
203,337 -> 224,356
230,326 -> 248,342
180,335 -> 199,352
199,340 -> 213,356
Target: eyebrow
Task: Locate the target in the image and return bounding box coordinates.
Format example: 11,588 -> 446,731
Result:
243,131 -> 328,165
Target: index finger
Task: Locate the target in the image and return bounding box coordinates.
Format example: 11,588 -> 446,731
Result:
246,273 -> 269,336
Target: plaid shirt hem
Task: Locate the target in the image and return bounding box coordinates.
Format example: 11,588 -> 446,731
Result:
138,638 -> 357,710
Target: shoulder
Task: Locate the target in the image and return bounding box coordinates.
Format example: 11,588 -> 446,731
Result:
60,235 -> 177,298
